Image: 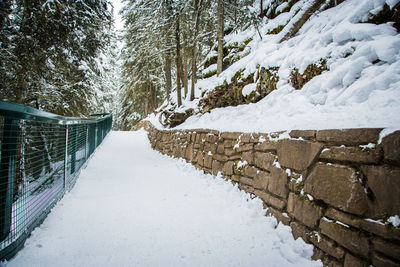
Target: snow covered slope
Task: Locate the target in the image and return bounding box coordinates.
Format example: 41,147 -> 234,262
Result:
149,0 -> 400,134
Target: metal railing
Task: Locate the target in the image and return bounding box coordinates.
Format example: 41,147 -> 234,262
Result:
0,101 -> 112,260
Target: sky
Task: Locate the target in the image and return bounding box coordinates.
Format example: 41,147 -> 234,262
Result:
111,0 -> 124,30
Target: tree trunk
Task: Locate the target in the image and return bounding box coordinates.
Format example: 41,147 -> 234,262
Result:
182,12 -> 189,99
163,0 -> 173,103
15,82 -> 25,104
149,82 -> 153,112
144,84 -> 149,115
182,49 -> 189,99
190,49 -> 196,100
217,0 -> 224,76
15,1 -> 31,104
260,0 -> 263,18
164,54 -> 172,102
279,0 -> 325,42
15,64 -> 27,104
152,84 -> 157,111
175,15 -> 182,107
190,0 -> 203,101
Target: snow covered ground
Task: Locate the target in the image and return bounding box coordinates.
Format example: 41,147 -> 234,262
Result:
7,131 -> 320,267
149,0 -> 400,135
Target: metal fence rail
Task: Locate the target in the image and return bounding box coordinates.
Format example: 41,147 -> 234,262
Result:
0,101 -> 112,260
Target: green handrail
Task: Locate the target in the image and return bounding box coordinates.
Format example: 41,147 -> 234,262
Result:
0,101 -> 110,125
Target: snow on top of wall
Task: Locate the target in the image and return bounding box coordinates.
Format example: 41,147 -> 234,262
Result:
149,0 -> 400,135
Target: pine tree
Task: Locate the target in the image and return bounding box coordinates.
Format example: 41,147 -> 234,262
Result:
118,0 -> 260,128
0,0 -> 114,116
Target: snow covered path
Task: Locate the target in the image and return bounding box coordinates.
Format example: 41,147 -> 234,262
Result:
9,131 -> 320,267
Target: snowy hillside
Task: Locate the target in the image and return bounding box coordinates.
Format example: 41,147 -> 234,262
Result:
148,0 -> 400,135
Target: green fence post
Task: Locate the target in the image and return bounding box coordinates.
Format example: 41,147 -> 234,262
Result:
85,124 -> 89,160
63,125 -> 68,189
70,125 -> 77,174
95,123 -> 98,148
0,118 -> 19,241
89,124 -> 95,156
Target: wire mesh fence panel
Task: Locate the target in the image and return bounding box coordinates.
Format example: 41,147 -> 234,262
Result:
0,101 -> 112,260
88,124 -> 97,158
10,120 -> 66,248
66,124 -> 89,190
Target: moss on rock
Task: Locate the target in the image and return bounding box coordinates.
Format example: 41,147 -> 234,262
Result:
199,66 -> 280,113
267,25 -> 285,35
203,56 -> 217,69
367,3 -> 400,33
203,70 -> 217,79
257,67 -> 279,97
290,59 -> 328,90
199,69 -> 254,113
266,0 -> 300,20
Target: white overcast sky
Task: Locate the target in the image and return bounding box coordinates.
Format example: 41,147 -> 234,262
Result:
111,0 -> 124,30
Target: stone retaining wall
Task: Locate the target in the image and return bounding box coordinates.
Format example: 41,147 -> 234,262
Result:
143,122 -> 400,267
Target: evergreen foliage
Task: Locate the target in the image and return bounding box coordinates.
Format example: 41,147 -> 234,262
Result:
0,0 -> 116,117
119,0 -> 259,128
0,0 -> 261,129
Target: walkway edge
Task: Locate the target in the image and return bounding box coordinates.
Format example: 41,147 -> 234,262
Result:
142,120 -> 400,267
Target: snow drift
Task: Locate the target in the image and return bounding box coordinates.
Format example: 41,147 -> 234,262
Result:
149,0 -> 400,135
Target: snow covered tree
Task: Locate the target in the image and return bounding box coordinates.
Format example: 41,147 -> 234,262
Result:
120,0 -> 166,124
118,0 -> 260,127
121,0 -> 213,112
0,0 -> 114,116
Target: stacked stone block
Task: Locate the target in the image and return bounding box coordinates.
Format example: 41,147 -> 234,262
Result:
143,122 -> 400,267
